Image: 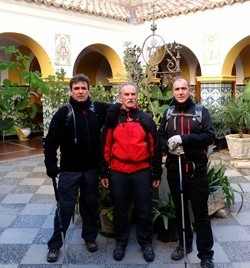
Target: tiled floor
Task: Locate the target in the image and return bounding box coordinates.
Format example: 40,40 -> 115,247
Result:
0,140 -> 250,267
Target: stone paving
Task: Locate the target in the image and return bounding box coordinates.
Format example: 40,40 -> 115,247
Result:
0,150 -> 250,267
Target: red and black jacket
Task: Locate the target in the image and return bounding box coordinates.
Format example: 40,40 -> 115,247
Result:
158,97 -> 215,165
100,107 -> 162,180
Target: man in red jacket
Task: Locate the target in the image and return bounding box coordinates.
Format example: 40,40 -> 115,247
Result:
100,82 -> 162,262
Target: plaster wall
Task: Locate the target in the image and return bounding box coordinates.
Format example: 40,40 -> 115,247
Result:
135,2 -> 250,76
1,0 -> 250,78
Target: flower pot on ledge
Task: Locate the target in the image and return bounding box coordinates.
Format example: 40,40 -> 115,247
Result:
15,126 -> 31,141
225,134 -> 250,159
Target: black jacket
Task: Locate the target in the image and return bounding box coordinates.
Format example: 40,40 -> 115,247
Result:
158,97 -> 215,164
44,97 -> 109,172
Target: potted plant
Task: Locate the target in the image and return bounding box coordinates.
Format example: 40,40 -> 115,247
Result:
207,105 -> 230,150
98,184 -> 134,237
152,193 -> 178,243
222,81 -> 250,158
207,156 -> 244,216
0,46 -> 47,140
98,185 -> 115,237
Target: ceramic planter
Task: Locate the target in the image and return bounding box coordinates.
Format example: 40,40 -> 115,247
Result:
14,127 -> 31,141
225,134 -> 250,159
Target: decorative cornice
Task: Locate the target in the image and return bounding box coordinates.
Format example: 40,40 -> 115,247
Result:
196,76 -> 237,83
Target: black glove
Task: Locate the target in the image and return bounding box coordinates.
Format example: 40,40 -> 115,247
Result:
105,102 -> 121,128
46,164 -> 60,178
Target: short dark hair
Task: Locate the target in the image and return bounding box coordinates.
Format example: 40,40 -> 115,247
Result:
69,74 -> 90,89
173,77 -> 190,88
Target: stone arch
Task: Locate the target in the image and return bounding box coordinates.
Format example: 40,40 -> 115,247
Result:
74,43 -> 125,85
0,32 -> 53,77
222,35 -> 250,83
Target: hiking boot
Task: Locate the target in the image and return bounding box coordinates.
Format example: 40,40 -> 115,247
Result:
86,241 -> 98,252
46,248 -> 59,262
113,244 -> 126,261
142,244 -> 155,262
201,258 -> 214,268
171,245 -> 193,260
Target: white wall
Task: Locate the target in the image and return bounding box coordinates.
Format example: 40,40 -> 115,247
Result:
1,0 -> 250,77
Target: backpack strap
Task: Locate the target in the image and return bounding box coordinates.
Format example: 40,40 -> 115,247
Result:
165,103 -> 203,131
195,104 -> 202,124
166,105 -> 175,121
88,101 -> 95,113
65,101 -> 96,145
65,103 -> 77,144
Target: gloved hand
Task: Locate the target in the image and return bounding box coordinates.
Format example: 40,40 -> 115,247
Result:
105,102 -> 121,128
168,146 -> 184,155
168,135 -> 182,151
46,164 -> 60,178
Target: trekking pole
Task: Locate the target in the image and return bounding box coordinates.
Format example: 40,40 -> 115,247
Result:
52,177 -> 69,268
177,149 -> 187,268
173,145 -> 191,268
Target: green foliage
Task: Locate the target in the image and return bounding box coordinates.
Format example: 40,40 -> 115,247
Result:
0,46 -> 46,133
90,83 -> 116,103
100,206 -> 113,221
207,160 -> 244,213
98,185 -> 114,221
122,42 -> 173,124
152,193 -> 176,230
42,68 -> 69,109
207,105 -> 227,132
221,81 -> 250,138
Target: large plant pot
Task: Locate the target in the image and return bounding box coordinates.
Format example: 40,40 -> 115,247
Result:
225,134 -> 250,159
98,204 -> 134,238
99,212 -> 115,238
154,217 -> 178,243
208,187 -> 225,216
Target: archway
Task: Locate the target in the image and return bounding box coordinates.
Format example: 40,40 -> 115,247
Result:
74,44 -> 125,85
222,35 -> 250,83
0,32 -> 53,77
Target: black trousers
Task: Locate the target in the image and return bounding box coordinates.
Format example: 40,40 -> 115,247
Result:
47,169 -> 99,249
109,168 -> 153,248
167,161 -> 214,260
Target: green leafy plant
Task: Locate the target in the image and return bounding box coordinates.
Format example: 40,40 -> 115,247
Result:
0,46 -> 47,135
207,105 -> 228,138
123,42 -> 172,124
207,160 -> 244,214
98,184 -> 134,222
98,185 -> 114,221
221,81 -> 250,138
90,83 -> 116,103
152,193 -> 176,230
42,68 -> 69,109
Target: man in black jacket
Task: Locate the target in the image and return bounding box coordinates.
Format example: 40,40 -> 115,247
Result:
44,74 -> 109,262
158,77 -> 215,268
